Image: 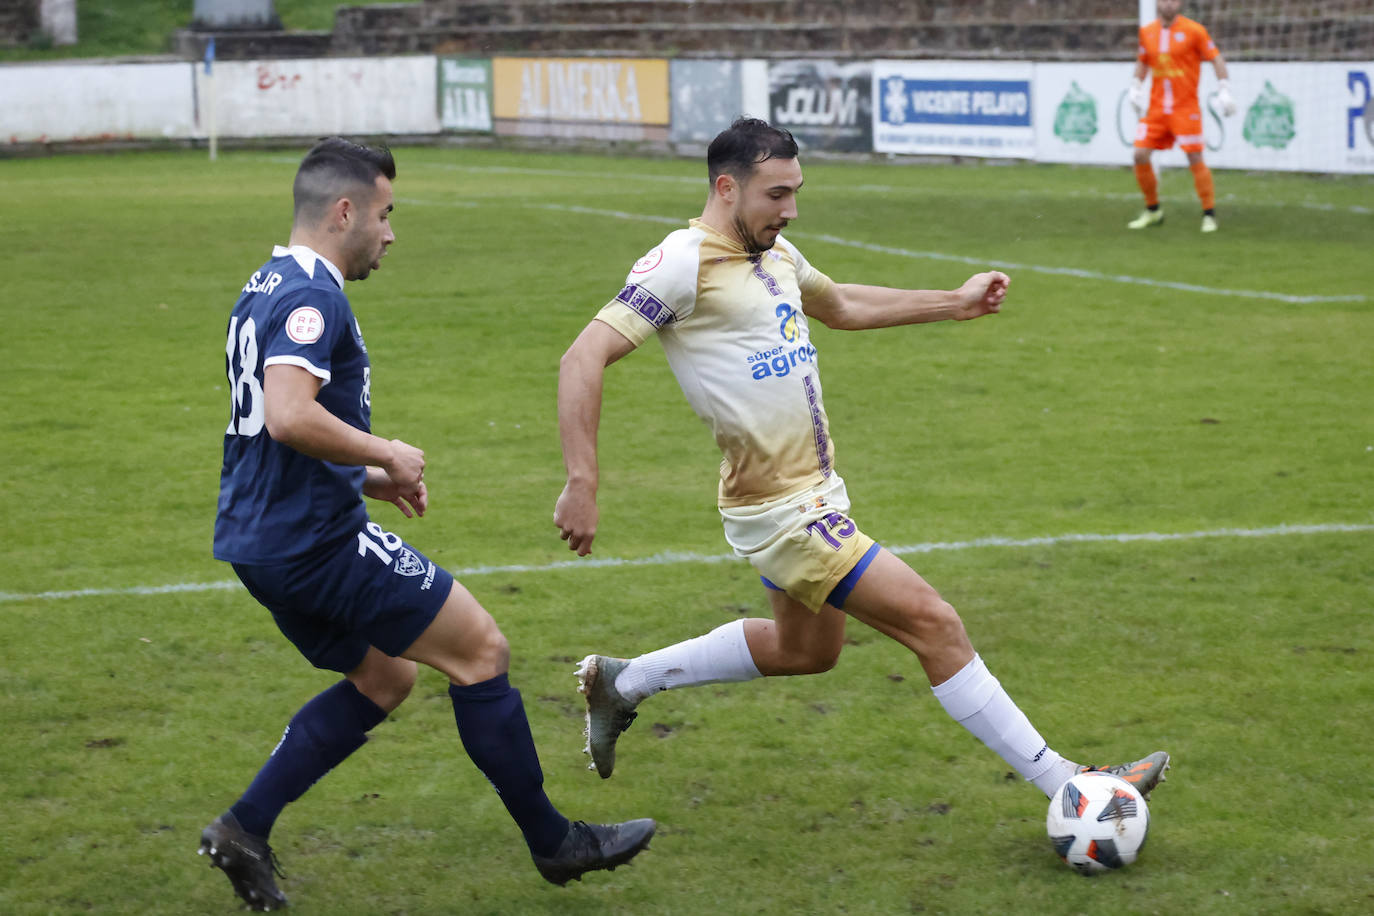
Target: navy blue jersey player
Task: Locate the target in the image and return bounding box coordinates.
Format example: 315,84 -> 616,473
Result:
202,138 -> 654,911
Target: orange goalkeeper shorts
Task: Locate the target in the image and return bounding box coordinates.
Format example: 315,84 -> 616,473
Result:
1134,105 -> 1205,152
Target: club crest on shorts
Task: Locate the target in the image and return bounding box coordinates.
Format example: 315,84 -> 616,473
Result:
393,547 -> 425,577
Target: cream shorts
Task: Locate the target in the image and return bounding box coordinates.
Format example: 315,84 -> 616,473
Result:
719,474 -> 878,612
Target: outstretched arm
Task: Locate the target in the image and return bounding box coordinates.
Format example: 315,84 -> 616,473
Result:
801,270 -> 1009,331
554,320 -> 637,555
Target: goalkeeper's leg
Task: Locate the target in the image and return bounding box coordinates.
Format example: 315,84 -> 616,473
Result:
1133,149 -> 1160,209
1188,152 -> 1218,231
1129,148 -> 1164,229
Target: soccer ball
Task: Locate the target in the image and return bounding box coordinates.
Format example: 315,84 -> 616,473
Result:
1046,771 -> 1150,875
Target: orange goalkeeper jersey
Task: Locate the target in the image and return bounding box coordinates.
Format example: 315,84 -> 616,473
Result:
1138,15 -> 1220,114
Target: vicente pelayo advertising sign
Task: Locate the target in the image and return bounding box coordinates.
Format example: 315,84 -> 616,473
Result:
492,57 -> 669,141
769,60 -> 872,152
873,60 -> 1034,158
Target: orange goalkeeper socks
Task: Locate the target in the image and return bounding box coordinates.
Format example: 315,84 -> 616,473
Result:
1190,159 -> 1216,211
1133,161 -> 1159,208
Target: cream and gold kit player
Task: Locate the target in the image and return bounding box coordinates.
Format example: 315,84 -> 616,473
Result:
594,219 -> 876,610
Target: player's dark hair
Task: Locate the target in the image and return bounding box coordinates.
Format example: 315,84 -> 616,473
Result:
707,117 -> 798,185
292,137 -> 396,224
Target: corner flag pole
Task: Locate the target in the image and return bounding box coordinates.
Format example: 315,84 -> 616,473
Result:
204,37 -> 217,162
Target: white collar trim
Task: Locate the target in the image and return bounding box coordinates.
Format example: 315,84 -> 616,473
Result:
273,244 -> 344,289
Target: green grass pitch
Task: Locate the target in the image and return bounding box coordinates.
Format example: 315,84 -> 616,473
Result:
1,147 -> 1371,914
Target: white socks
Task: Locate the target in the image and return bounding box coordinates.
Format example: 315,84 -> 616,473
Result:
613,632 -> 1075,798
932,654 -> 1078,797
614,619 -> 762,705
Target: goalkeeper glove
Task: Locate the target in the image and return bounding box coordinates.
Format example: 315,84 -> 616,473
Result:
1128,78 -> 1148,116
1214,79 -> 1237,117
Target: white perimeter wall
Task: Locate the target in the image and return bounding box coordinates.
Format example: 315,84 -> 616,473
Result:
1,62 -> 196,142
2,56 -> 1371,174
191,58 -> 438,139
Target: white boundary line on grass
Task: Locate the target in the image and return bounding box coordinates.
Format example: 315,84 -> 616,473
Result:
3,522 -> 1369,604
532,202 -> 1365,304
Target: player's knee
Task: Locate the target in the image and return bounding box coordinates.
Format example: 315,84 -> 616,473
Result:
379,660 -> 418,710
353,657 -> 417,713
905,589 -> 966,644
806,641 -> 843,674
477,627 -> 511,672
777,637 -> 842,675
460,617 -> 511,681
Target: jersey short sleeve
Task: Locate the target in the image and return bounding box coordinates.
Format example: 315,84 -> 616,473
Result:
775,236 -> 836,305
1192,21 -> 1220,61
260,285 -> 354,385
594,227 -> 705,347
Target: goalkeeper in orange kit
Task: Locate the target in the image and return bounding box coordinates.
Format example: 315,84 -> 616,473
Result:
1127,0 -> 1235,232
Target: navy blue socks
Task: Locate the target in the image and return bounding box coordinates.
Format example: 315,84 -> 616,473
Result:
230,679 -> 386,839
226,673 -> 569,858
449,674 -> 570,857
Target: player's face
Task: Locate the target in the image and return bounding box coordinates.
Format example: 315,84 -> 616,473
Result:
1157,0 -> 1182,24
343,175 -> 395,281
730,156 -> 802,254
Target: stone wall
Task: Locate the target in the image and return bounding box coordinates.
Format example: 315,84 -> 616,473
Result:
174,0 -> 1373,62
0,0 -> 40,48
330,0 -> 1138,59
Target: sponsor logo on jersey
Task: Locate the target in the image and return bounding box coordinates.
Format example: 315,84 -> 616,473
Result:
746,302 -> 814,379
285,306 -> 325,344
777,303 -> 801,342
746,342 -> 817,379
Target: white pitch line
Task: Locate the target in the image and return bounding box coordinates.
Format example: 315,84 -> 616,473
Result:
800,232 -> 1366,304
532,203 -> 1365,305
2,522 -> 1369,604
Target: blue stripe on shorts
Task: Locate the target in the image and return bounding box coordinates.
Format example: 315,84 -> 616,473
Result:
826,542 -> 882,609
758,541 -> 883,609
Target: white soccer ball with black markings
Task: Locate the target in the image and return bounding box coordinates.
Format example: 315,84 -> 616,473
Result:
1046,771 -> 1150,875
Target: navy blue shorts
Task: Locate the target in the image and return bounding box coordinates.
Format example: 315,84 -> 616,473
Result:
232,519 -> 454,673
